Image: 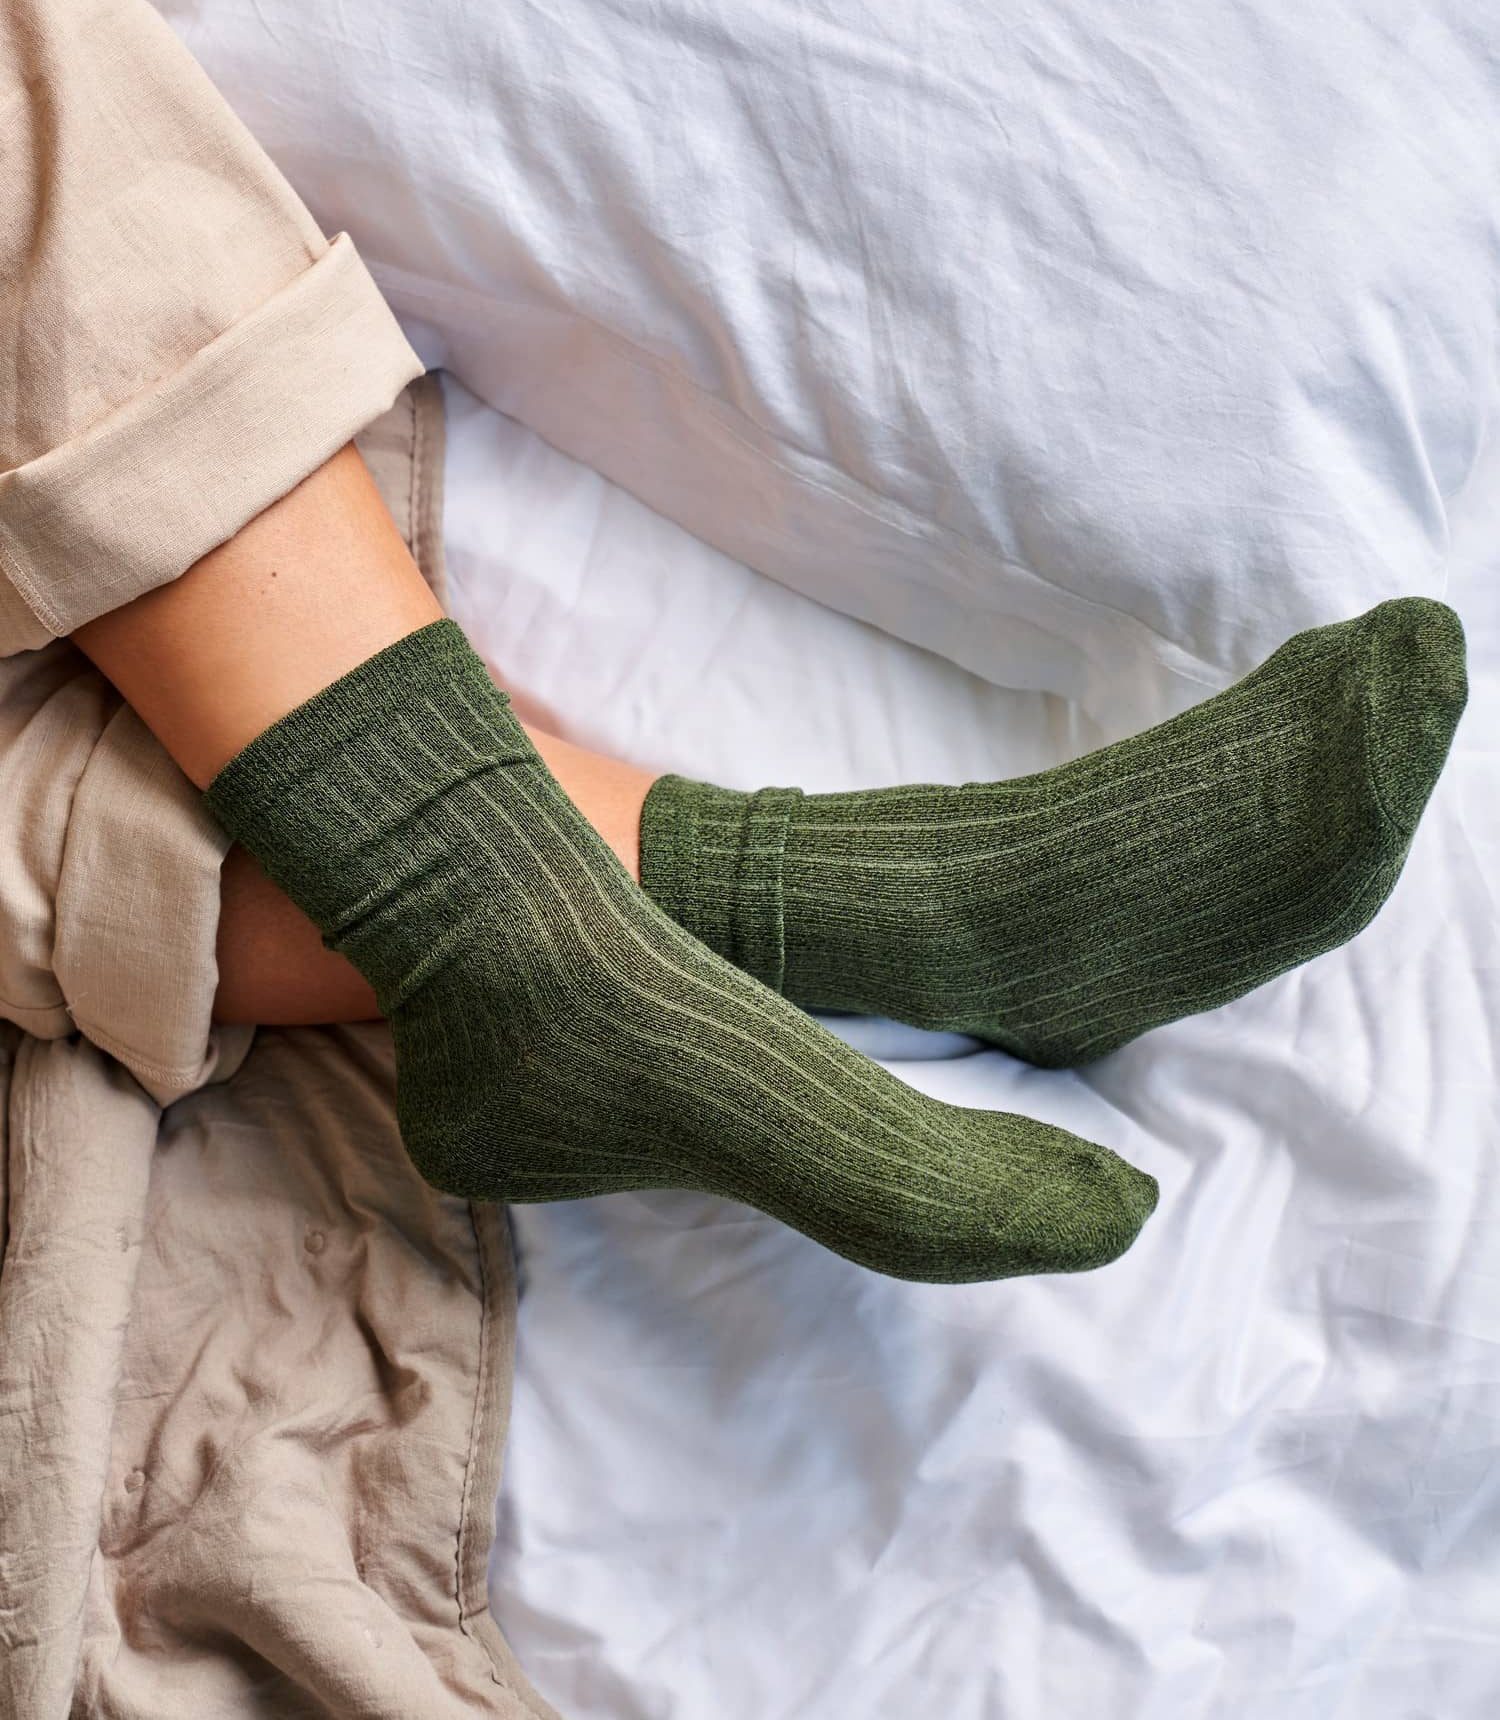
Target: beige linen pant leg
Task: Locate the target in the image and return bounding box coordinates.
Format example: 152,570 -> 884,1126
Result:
0,0 -> 420,1085
0,0 -> 421,647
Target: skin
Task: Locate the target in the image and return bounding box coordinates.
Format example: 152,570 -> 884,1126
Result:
73,443 -> 655,1025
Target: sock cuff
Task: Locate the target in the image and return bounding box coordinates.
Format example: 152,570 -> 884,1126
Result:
203,619 -> 529,1001
205,619 -> 500,832
640,776 -> 801,993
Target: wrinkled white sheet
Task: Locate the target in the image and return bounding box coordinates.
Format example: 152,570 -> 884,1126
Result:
443,376 -> 1500,1720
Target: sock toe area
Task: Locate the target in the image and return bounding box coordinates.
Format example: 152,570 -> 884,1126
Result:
1357,597 -> 1468,836
915,1130 -> 1159,1285
1034,1141 -> 1160,1273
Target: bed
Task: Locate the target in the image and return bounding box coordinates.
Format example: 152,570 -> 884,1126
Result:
163,4 -> 1500,1714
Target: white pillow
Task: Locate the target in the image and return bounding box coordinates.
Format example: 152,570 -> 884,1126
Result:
162,1 -> 1499,727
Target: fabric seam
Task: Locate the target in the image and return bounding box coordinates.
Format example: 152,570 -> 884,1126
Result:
456,1198 -> 524,1706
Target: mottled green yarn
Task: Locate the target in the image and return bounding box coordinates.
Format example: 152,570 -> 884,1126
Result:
204,620 -> 1157,1283
641,599 -> 1467,1066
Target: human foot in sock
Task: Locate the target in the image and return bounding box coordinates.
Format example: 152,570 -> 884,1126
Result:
203,622 -> 1157,1284
640,598 -> 1466,1068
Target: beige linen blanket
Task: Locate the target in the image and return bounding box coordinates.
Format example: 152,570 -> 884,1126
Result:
0,2 -> 562,1713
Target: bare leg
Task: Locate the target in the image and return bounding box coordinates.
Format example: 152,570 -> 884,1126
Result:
73,441 -> 656,1026
74,445 -> 440,787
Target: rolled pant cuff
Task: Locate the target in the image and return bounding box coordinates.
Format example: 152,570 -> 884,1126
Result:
0,233 -> 422,643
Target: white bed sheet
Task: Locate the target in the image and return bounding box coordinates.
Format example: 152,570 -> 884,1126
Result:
441,375 -> 1500,1720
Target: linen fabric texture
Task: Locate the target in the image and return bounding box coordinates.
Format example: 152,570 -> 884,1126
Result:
0,0 -> 421,645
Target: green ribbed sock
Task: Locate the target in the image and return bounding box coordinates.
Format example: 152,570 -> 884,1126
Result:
203,621 -> 1157,1284
640,598 -> 1467,1067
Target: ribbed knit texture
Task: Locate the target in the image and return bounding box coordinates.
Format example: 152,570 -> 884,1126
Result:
203,621 -> 1158,1283
641,598 -> 1468,1067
